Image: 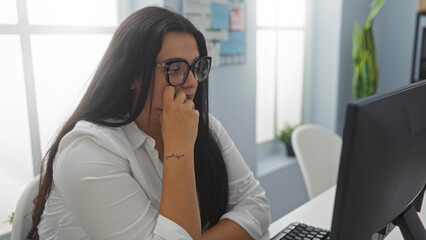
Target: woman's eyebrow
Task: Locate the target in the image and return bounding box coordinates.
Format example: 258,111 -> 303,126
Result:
160,57 -> 185,62
158,56 -> 200,63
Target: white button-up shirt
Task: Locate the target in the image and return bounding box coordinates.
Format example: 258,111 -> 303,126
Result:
38,114 -> 271,239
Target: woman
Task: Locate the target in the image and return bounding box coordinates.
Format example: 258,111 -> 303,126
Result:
28,6 -> 270,240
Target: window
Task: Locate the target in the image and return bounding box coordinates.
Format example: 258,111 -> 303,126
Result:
256,0 -> 306,144
0,34 -> 33,235
0,0 -> 121,234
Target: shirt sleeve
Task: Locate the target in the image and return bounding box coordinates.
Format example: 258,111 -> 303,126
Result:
209,114 -> 271,239
54,136 -> 192,240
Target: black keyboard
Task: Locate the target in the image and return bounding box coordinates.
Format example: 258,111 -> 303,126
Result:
270,222 -> 330,240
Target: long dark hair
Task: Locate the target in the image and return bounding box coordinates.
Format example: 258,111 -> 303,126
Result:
28,6 -> 228,238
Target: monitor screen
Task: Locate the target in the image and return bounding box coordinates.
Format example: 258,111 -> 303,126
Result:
330,81 -> 426,240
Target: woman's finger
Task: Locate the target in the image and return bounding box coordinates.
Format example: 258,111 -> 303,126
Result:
184,99 -> 195,110
163,86 -> 175,108
174,91 -> 187,103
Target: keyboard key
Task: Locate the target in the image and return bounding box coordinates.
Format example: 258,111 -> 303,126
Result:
306,226 -> 314,231
274,232 -> 286,239
270,222 -> 330,240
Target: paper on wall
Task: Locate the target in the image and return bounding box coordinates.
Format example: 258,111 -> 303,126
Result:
207,40 -> 221,67
183,0 -> 211,33
211,2 -> 230,30
220,31 -> 244,55
230,7 -> 245,31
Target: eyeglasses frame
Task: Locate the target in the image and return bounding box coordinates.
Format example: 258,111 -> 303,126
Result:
156,56 -> 212,86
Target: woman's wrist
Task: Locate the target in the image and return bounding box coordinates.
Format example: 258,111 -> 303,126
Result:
163,147 -> 194,161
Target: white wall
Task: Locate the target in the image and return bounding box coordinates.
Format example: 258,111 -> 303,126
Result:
303,0 -> 343,132
375,0 -> 417,93
336,0 -> 418,134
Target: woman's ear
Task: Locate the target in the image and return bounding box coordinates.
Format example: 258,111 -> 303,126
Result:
130,78 -> 140,90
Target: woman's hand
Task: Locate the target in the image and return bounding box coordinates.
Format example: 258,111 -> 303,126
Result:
158,86 -> 202,239
156,86 -> 199,153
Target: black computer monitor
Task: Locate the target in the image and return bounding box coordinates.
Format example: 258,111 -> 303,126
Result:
330,81 -> 426,240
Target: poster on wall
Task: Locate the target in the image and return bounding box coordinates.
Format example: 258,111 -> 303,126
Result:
183,0 -> 245,67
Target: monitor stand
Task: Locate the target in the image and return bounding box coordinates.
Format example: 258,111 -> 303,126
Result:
393,200 -> 426,240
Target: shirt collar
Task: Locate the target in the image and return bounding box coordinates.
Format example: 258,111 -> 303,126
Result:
122,121 -> 151,151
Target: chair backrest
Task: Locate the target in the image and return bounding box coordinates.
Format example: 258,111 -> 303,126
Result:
11,176 -> 39,240
292,124 -> 342,199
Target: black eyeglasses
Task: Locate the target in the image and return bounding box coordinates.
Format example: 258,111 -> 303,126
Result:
156,56 -> 212,86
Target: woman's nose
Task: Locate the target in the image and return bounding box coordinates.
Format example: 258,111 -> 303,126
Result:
182,71 -> 198,89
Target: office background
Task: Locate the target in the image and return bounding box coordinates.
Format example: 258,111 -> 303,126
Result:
204,0 -> 417,222
0,0 -> 418,238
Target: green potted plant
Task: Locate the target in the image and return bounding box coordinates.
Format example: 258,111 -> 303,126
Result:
279,123 -> 300,157
352,0 -> 386,99
4,212 -> 14,225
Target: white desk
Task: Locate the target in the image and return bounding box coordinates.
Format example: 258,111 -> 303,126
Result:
265,186 -> 426,240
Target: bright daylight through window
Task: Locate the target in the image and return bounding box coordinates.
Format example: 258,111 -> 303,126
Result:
0,0 -> 117,235
256,0 -> 306,144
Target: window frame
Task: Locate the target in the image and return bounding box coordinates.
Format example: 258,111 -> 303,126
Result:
0,1 -> 130,236
0,0 -> 127,175
255,0 -> 309,156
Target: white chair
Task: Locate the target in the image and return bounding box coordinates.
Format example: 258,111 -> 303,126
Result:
291,124 -> 342,199
11,176 -> 39,240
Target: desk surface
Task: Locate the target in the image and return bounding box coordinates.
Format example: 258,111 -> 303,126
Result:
266,186 -> 426,240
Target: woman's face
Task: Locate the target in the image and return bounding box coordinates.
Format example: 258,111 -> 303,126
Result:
134,31 -> 200,129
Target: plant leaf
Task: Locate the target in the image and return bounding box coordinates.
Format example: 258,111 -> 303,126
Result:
352,23 -> 361,63
366,0 -> 386,27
